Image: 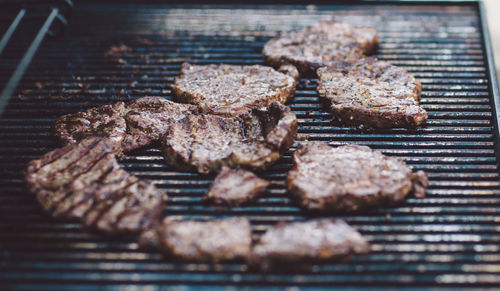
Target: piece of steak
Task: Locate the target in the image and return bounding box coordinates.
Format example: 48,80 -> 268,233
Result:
138,217 -> 252,262
286,142 -> 428,212
162,102 -> 297,174
250,219 -> 370,271
54,97 -> 196,155
204,166 -> 270,206
263,21 -> 378,77
25,137 -> 166,234
170,63 -> 296,114
317,58 -> 428,128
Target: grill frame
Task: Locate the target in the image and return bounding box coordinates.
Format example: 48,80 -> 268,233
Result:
1,1 -> 500,289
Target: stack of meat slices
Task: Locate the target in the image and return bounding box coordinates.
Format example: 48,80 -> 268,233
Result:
23,20 -> 431,271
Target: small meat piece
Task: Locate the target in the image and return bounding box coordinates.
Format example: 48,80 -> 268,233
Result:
55,97 -> 195,155
170,63 -> 296,114
163,102 -> 297,174
317,58 -> 428,128
263,21 -> 378,77
204,167 -> 270,206
138,217 -> 252,262
286,142 -> 428,212
25,137 -> 166,234
250,219 -> 370,271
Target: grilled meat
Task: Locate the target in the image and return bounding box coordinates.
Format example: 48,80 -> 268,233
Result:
204,166 -> 270,206
170,63 -> 296,114
162,102 -> 297,174
25,137 -> 166,234
250,219 -> 370,271
55,97 -> 196,155
317,58 -> 428,128
287,142 -> 428,212
263,21 -> 378,77
138,217 -> 252,262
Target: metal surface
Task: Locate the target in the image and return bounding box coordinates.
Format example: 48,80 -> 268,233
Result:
1,1 -> 500,289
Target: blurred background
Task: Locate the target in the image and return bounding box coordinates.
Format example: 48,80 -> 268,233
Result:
484,0 -> 500,84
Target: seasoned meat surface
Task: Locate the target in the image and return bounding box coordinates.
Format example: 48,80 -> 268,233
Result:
162,102 -> 297,174
205,166 -> 270,206
55,97 -> 196,155
25,137 -> 166,234
317,58 -> 428,128
250,219 -> 370,271
138,217 -> 252,262
286,142 -> 428,211
263,21 -> 378,77
170,63 -> 296,114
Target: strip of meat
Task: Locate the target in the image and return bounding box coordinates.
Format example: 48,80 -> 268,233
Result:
286,141 -> 428,212
25,137 -> 166,234
170,63 -> 296,114
204,167 -> 270,206
250,219 -> 370,271
162,102 -> 297,174
263,21 -> 378,77
54,97 -> 196,155
316,58 -> 428,128
138,217 -> 252,262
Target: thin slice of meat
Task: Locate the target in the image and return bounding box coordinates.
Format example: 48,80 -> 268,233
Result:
25,137 -> 166,234
204,167 -> 270,206
54,97 -> 196,155
250,219 -> 370,271
170,63 -> 296,114
286,141 -> 428,212
138,217 -> 252,262
316,57 -> 428,128
263,21 -> 378,77
162,102 -> 297,174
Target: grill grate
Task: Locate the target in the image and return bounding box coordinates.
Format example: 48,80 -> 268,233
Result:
1,2 -> 500,289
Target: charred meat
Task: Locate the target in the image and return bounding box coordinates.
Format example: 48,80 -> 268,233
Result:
139,217 -> 252,262
170,63 -> 296,114
55,97 -> 197,155
263,21 -> 378,77
204,166 -> 270,206
286,142 -> 428,212
25,137 -> 166,234
316,58 -> 428,128
162,102 -> 297,174
250,219 -> 370,271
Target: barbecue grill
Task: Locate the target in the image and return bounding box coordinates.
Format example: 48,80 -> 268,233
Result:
1,0 -> 500,289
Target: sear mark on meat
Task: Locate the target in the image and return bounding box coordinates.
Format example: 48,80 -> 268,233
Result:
24,137 -> 166,234
55,97 -> 196,155
204,166 -> 270,206
250,219 -> 370,271
162,102 -> 297,174
138,217 -> 252,262
286,141 -> 428,212
170,63 -> 296,114
317,57 -> 428,129
263,21 -> 378,78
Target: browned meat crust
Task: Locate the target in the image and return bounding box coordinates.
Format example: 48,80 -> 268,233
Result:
316,58 -> 428,129
204,166 -> 270,206
263,21 -> 378,77
286,142 -> 428,212
250,219 -> 370,271
162,102 -> 297,174
54,97 -> 197,155
24,137 -> 166,234
170,63 -> 296,114
138,217 -> 252,262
